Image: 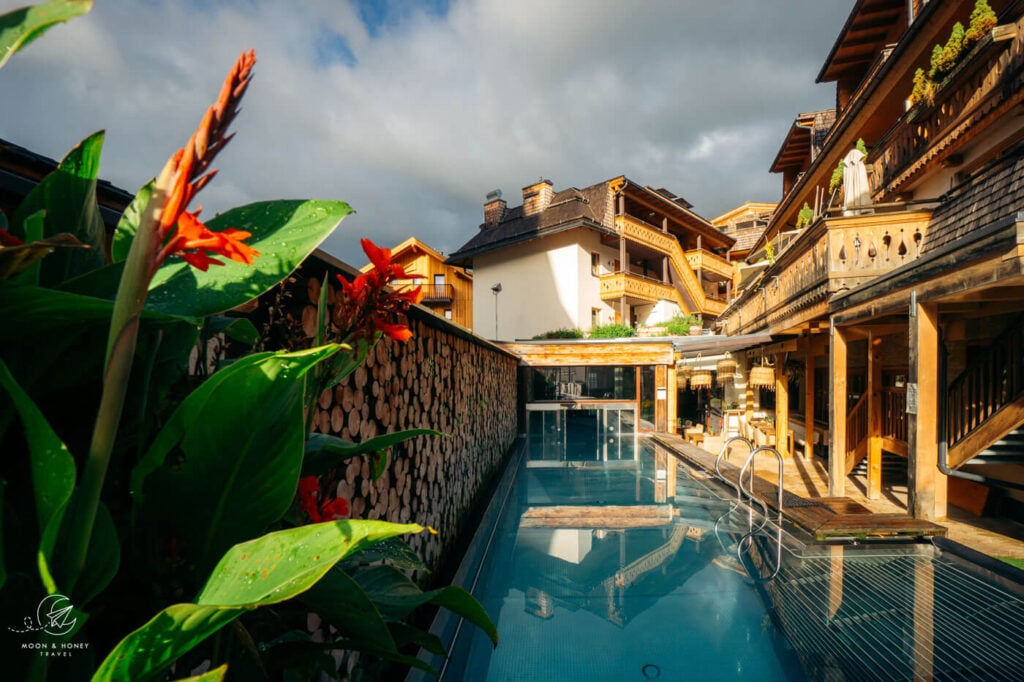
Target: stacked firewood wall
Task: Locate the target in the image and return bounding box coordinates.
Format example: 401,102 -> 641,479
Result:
248,256 -> 519,580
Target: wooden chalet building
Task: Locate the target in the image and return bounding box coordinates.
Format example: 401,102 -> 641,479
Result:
447,177 -> 735,340
718,0 -> 1024,522
364,237 -> 474,330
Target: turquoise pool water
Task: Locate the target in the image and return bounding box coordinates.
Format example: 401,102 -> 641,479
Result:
419,434 -> 1024,680
436,437 -> 805,681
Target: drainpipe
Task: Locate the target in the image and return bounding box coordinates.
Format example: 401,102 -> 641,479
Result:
937,326 -> 1024,491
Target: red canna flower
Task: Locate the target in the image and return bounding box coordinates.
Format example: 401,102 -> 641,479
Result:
333,237 -> 424,345
149,50 -> 260,274
297,475 -> 350,523
0,227 -> 24,247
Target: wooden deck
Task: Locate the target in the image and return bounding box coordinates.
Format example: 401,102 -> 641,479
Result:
652,433 -> 948,542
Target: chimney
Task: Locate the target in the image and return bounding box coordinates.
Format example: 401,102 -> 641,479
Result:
522,178 -> 553,216
483,189 -> 506,226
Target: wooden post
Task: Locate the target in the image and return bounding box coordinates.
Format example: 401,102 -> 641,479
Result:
655,364 -> 668,432
775,352 -> 789,457
667,365 -> 678,434
829,320 -> 848,496
804,345 -> 815,459
908,297 -> 947,520
867,332 -> 883,499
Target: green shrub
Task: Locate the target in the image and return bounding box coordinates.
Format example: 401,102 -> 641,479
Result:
665,314 -> 702,336
534,327 -> 584,339
589,323 -> 636,339
965,0 -> 997,48
795,202 -> 814,230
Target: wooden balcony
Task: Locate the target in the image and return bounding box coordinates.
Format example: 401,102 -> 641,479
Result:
599,272 -> 676,304
869,23 -> 1022,200
685,248 -> 734,281
612,214 -> 729,316
615,214 -> 678,253
721,208 -> 933,336
418,283 -> 454,303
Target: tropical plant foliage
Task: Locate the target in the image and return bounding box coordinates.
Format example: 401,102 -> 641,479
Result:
0,3 -> 495,680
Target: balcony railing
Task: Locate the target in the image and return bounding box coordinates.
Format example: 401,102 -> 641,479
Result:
869,23 -> 1022,199
721,208 -> 932,336
412,283 -> 454,302
599,272 -> 676,303
685,248 -> 734,281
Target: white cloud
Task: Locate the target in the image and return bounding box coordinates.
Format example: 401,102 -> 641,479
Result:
0,0 -> 850,265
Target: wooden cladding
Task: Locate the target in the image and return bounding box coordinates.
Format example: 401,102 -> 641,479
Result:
504,340 -> 675,367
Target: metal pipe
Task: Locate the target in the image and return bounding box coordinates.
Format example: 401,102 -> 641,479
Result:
738,445 -> 786,511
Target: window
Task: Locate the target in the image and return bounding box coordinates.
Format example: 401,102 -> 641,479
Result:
591,252 -> 600,276
591,308 -> 601,328
444,309 -> 452,319
433,274 -> 445,286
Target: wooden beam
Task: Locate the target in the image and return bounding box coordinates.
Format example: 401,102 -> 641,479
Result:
805,346 -> 816,459
867,332 -> 883,499
829,322 -> 849,496
907,297 -> 947,521
775,352 -> 790,457
667,365 -> 678,435
745,338 -> 799,358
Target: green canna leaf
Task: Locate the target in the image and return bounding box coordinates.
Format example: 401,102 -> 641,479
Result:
145,199 -> 352,318
302,429 -> 441,478
11,131 -> 107,286
133,346 -> 341,574
0,0 -> 92,70
0,357 -> 75,592
93,521 -> 428,681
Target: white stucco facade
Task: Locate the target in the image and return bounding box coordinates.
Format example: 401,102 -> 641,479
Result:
472,227 -> 620,340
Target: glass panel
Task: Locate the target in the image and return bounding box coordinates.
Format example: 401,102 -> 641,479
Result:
527,404 -> 637,464
524,366 -> 637,401
640,365 -> 655,428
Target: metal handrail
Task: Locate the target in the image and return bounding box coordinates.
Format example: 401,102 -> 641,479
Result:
714,436 -> 754,497
738,445 -> 785,512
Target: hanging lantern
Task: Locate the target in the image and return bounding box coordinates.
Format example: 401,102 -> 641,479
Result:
689,368 -> 713,389
748,356 -> 775,390
677,361 -> 693,380
716,352 -> 737,379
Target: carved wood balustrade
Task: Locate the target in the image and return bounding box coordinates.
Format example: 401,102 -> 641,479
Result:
599,272 -> 676,304
869,23 -> 1023,199
685,248 -> 734,281
721,210 -> 932,336
613,214 -> 728,316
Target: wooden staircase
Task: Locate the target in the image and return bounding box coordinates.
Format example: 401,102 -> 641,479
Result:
613,215 -> 729,318
946,319 -> 1024,469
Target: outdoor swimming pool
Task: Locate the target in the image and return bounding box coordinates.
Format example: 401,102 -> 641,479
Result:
423,436 -> 805,680
415,435 -> 1024,681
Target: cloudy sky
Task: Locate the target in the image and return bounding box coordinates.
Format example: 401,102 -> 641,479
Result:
1,0 -> 851,266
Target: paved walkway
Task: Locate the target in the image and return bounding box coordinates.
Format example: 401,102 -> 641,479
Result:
695,433 -> 1024,562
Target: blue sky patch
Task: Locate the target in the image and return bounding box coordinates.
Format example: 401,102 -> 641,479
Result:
355,0 -> 450,38
314,28 -> 358,67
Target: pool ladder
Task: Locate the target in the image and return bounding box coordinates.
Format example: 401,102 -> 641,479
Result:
712,436 -> 784,582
